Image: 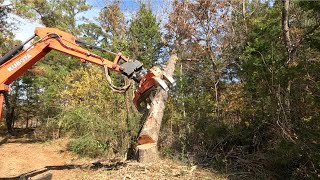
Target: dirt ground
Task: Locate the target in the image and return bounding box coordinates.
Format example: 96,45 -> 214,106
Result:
0,128 -> 224,180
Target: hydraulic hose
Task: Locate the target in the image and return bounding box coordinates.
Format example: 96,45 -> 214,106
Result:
0,35 -> 36,65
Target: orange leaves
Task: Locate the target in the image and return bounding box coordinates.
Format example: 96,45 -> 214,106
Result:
219,83 -> 245,113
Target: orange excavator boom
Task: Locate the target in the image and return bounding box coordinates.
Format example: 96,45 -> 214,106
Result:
0,27 -> 174,120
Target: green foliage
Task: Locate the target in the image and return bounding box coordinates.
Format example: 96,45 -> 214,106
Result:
47,66 -> 140,157
14,0 -> 91,32
0,3 -> 17,54
128,3 -> 162,67
68,135 -> 109,158
10,0 -> 91,126
55,104 -> 128,157
161,1 -> 320,179
57,106 -> 114,158
238,4 -> 320,178
78,23 -> 105,45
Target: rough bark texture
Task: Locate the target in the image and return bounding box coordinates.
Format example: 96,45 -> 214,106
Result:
136,52 -> 177,163
4,92 -> 14,133
137,90 -> 169,145
282,0 -> 292,62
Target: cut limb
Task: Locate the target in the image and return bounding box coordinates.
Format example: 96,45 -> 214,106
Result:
136,51 -> 177,162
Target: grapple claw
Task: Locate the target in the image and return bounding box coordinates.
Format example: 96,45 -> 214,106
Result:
163,72 -> 176,87
153,77 -> 169,91
133,66 -> 174,112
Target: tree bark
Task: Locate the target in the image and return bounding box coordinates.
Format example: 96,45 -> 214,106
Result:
4,93 -> 14,134
136,51 -> 177,163
282,0 -> 292,63
4,82 -> 20,133
242,0 -> 248,33
281,0 -> 296,142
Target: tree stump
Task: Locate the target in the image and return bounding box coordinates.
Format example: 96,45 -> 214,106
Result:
136,143 -> 158,163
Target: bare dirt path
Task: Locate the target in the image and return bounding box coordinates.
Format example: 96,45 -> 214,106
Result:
0,130 -> 224,180
0,136 -> 79,179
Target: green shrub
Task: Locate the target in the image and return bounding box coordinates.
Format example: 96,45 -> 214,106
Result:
68,135 -> 109,157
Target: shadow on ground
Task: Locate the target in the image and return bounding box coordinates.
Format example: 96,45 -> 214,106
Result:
0,127 -> 36,137
0,161 -> 127,180
0,128 -> 44,146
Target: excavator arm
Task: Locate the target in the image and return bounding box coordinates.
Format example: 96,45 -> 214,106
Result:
0,27 -> 174,121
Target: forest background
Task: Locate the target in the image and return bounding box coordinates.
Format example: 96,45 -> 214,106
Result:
1,0 -> 319,179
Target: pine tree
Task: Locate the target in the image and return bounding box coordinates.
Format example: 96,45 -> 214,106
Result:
128,3 -> 162,68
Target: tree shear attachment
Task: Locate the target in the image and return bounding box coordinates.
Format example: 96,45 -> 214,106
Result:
133,66 -> 175,112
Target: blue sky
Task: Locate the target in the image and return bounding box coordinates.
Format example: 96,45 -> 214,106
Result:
80,0 -> 140,24
9,0 -> 170,41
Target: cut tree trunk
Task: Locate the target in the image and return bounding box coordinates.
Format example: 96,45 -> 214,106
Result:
136,143 -> 158,163
136,51 -> 177,163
